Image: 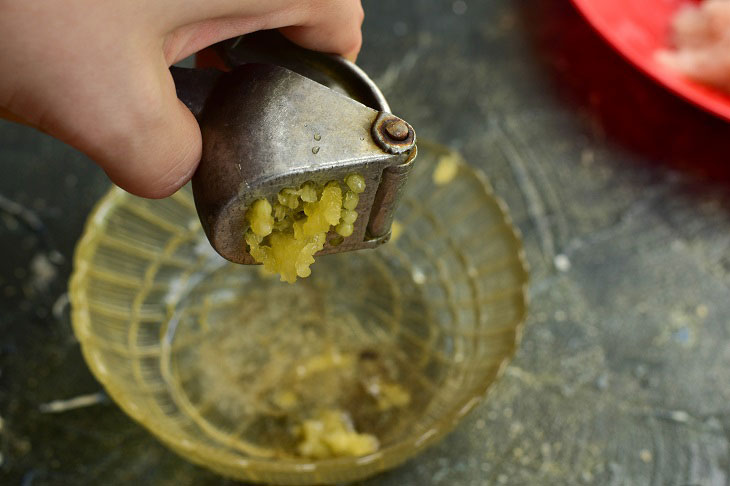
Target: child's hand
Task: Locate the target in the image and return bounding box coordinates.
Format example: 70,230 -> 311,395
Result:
0,0 -> 364,197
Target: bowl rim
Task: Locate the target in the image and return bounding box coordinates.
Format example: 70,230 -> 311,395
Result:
68,141 -> 529,481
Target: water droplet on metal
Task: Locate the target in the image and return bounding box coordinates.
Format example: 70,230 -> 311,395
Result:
313,133 -> 321,141
312,146 -> 320,154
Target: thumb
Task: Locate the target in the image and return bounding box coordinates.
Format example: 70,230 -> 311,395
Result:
87,60 -> 201,199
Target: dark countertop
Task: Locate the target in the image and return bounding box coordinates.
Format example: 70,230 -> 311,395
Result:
1,1 -> 729,484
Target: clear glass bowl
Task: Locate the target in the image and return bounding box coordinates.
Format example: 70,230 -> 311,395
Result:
69,141 -> 528,485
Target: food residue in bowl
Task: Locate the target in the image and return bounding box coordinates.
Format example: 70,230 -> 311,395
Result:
432,153 -> 461,185
189,300 -> 418,460
263,345 -> 413,459
657,0 -> 730,92
295,409 -> 380,459
390,220 -> 404,242
278,347 -> 411,459
370,382 -> 412,412
245,174 -> 366,283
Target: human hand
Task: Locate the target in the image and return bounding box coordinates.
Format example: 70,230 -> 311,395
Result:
0,0 -> 364,197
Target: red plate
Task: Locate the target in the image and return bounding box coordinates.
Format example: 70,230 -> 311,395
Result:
571,0 -> 730,121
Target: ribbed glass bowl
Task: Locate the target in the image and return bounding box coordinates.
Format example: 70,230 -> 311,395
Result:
69,141 -> 528,485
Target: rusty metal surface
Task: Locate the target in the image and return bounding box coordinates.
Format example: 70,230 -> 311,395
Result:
185,63 -> 400,263
371,112 -> 417,154
175,34 -> 415,264
367,146 -> 417,239
1,0 -> 729,485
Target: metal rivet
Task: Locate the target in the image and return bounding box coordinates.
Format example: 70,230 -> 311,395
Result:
384,120 -> 409,141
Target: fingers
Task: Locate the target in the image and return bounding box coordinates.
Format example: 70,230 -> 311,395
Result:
164,0 -> 364,64
0,107 -> 34,128
1,0 -> 365,201
112,0 -> 365,198
72,60 -> 202,199
279,0 -> 365,61
110,0 -> 365,199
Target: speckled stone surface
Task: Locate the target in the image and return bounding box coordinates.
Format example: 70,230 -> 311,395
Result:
1,1 -> 729,484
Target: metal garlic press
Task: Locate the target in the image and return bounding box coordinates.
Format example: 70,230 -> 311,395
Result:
170,31 -> 417,264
